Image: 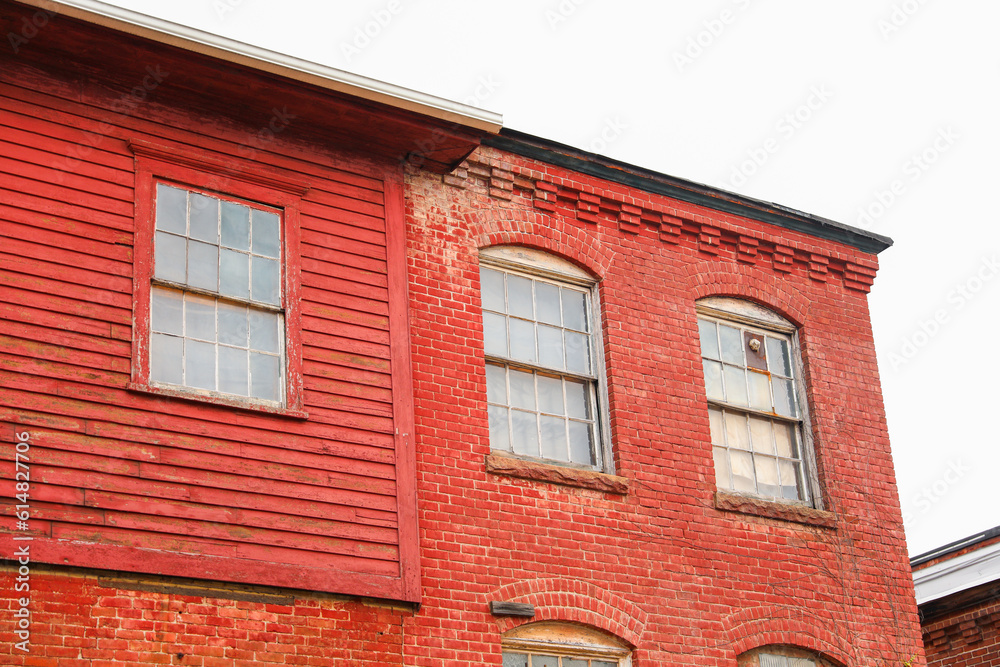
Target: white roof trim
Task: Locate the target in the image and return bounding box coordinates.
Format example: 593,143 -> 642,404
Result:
19,0 -> 503,132
912,539 -> 1000,605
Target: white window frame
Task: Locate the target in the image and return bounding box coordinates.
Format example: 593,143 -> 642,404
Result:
696,297 -> 820,508
480,246 -> 613,472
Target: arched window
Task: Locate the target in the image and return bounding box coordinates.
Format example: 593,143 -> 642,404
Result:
738,645 -> 839,667
501,622 -> 632,667
480,246 -> 612,471
696,297 -> 817,505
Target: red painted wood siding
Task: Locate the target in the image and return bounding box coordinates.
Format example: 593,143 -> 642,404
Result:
0,50 -> 418,600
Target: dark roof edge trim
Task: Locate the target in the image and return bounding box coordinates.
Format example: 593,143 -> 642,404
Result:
911,524 -> 1000,567
484,129 -> 893,255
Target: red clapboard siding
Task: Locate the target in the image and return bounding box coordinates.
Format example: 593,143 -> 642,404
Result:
0,52 -> 418,600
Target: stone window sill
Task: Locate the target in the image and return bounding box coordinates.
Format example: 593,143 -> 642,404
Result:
715,490 -> 837,528
485,452 -> 628,495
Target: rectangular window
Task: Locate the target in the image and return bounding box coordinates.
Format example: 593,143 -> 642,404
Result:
480,247 -> 609,470
697,298 -> 813,504
149,184 -> 285,404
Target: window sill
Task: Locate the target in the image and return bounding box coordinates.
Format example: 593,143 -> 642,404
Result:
714,490 -> 837,528
485,452 -> 628,495
127,382 -> 308,419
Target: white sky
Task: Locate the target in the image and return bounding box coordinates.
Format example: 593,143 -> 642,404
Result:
95,0 -> 999,556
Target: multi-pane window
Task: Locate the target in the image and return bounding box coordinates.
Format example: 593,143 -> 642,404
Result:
697,298 -> 811,504
759,655 -> 816,667
502,652 -> 618,667
480,247 -> 607,469
149,183 -> 285,404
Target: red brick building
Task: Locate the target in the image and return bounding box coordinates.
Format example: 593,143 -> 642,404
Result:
0,0 -> 925,664
913,527 -> 1000,666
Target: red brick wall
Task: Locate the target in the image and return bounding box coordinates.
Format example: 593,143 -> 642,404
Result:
922,595 -> 1000,666
402,145 -> 925,665
0,565 -> 407,666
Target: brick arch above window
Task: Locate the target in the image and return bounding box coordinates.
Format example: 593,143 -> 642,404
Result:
723,606 -> 853,667
490,578 -> 647,647
471,208 -> 614,280
686,259 -> 811,328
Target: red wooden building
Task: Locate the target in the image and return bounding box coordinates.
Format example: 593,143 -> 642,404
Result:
0,0 -> 925,664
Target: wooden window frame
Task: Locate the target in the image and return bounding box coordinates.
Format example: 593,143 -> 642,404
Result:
697,297 -> 822,510
502,622 -> 632,667
128,141 -> 308,417
480,246 -> 614,474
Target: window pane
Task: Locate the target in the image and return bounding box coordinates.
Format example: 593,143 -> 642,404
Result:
155,184 -> 187,234
708,407 -> 725,445
218,301 -> 248,347
509,369 -> 536,410
755,454 -> 780,497
779,459 -> 802,500
188,240 -> 219,291
510,409 -> 539,456
150,287 -> 183,336
509,318 -> 536,363
564,660 -> 589,667
713,446 -> 731,489
773,422 -> 797,458
185,293 -> 216,342
538,325 -> 564,370
743,331 -> 768,371
773,377 -> 797,417
251,210 -> 281,258
481,268 -> 506,312
250,309 -> 280,353
718,324 -> 743,365
488,405 -> 510,451
730,450 -> 755,492
251,256 -> 280,305
185,339 -> 216,391
220,201 -> 250,250
568,420 -> 594,465
540,415 -> 567,461
535,281 -> 561,325
220,248 -> 250,300
565,380 -> 590,419
507,275 -> 533,319
485,364 -> 507,404
483,312 -> 508,357
593,662 -> 617,667
766,336 -> 792,376
747,369 -> 771,411
724,412 -> 750,450
723,365 -> 748,406
150,333 -> 183,385
565,331 -> 591,375
154,231 -> 186,283
250,352 -> 280,401
188,193 -> 219,243
748,416 -> 774,454
761,654 -> 791,667
562,289 -> 587,331
218,346 -> 249,396
533,656 -> 559,667
698,318 -> 719,359
502,653 -> 528,667
537,375 -> 564,415
703,360 -> 724,401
